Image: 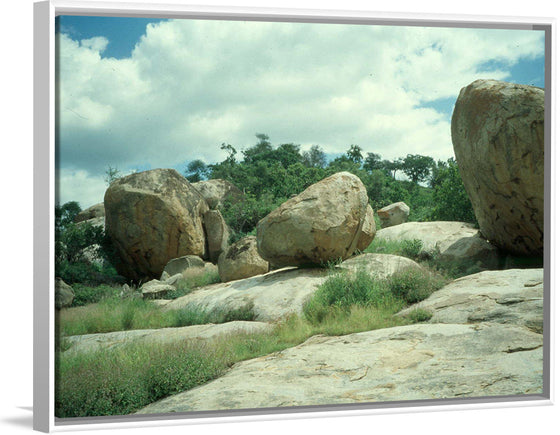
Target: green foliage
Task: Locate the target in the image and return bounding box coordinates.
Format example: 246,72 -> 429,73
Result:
365,238 -> 425,261
71,283 -> 122,307
301,144 -> 327,168
385,267 -> 446,304
55,341 -> 224,417
403,308 -> 433,323
430,158 -> 476,223
55,201 -> 81,232
184,159 -> 209,182
104,165 -> 121,186
401,154 -> 435,184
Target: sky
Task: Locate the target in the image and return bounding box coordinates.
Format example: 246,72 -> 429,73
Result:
55,15 -> 545,208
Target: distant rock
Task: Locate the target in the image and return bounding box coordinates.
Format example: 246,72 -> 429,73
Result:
55,278 -> 74,309
192,179 -> 244,210
162,255 -> 205,278
340,253 -> 422,278
377,202 -> 410,228
452,79 -> 544,256
398,268 -> 544,333
439,235 -> 502,271
136,322 -> 542,414
218,236 -> 269,282
104,169 -> 209,281
375,221 -> 478,256
140,280 -> 176,300
356,205 -> 376,251
74,203 -> 105,223
257,172 -> 369,267
204,209 -> 230,263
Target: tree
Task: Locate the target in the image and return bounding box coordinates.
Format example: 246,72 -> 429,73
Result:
302,145 -> 327,168
184,159 -> 209,182
431,158 -> 476,223
55,201 -> 81,233
104,165 -> 121,186
380,158 -> 403,179
401,154 -> 435,184
346,145 -> 363,165
363,153 -> 382,172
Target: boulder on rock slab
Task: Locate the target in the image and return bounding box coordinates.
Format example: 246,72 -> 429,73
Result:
218,236 -> 269,283
192,179 -> 244,210
74,203 -> 105,223
55,278 -> 74,309
451,79 -> 544,256
257,172 -> 369,267
104,169 -> 209,281
356,205 -> 376,251
140,280 -> 176,300
162,255 -> 205,278
377,202 -> 410,228
439,235 -> 502,271
203,209 -> 230,263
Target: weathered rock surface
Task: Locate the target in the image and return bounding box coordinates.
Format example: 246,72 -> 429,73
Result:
439,235 -> 502,271
64,321 -> 273,355
140,280 -> 176,300
104,169 -> 209,281
74,203 -> 105,223
377,202 -> 410,228
55,278 -> 74,309
451,79 -> 544,256
356,205 -> 376,251
398,268 -> 543,333
192,179 -> 244,210
136,323 -> 542,414
339,253 -> 422,278
162,255 -> 205,278
161,267 -> 328,322
160,254 -> 421,321
204,209 -> 230,263
257,172 -> 369,267
375,221 -> 478,255
218,236 -> 268,282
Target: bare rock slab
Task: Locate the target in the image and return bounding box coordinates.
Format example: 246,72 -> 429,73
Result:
451,79 -> 544,256
136,323 -> 542,414
398,268 -> 543,333
64,321 -> 273,355
375,221 -> 478,255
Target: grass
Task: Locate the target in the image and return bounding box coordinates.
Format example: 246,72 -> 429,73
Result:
165,267 -> 221,299
56,263 -> 448,418
57,298 -> 257,337
364,238 -> 426,260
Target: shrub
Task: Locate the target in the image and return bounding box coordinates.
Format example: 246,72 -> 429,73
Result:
403,308 -> 433,323
70,284 -> 122,307
386,267 -> 446,304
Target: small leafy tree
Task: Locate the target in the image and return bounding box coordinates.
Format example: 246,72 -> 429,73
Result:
184,159 -> 209,182
302,145 -> 327,168
401,154 -> 435,185
104,165 -> 121,186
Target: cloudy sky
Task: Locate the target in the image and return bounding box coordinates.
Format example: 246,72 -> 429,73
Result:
55,15 -> 545,208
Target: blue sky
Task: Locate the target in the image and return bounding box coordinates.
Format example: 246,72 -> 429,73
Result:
55,16 -> 545,207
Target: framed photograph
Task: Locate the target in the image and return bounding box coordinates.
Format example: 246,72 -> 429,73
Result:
34,0 -> 554,432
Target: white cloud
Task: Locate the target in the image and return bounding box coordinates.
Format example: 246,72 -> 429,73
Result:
56,19 -> 544,205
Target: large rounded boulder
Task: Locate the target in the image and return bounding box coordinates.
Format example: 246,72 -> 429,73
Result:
192,179 -> 244,210
218,236 -> 269,282
104,169 -> 209,281
451,79 -> 544,256
256,172 -> 369,267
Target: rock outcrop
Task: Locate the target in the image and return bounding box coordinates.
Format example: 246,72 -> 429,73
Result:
204,209 -> 230,263
55,278 -> 74,309
356,205 -> 376,251
218,236 -> 269,283
136,322 -> 542,414
257,172 -> 369,267
451,79 -> 544,256
398,268 -> 544,333
64,321 -> 273,355
192,179 -> 244,210
339,253 -> 422,278
104,169 -> 209,281
140,280 -> 176,300
74,203 -> 105,223
377,202 -> 410,228
375,221 -> 478,255
162,255 -> 205,278
439,235 -> 502,271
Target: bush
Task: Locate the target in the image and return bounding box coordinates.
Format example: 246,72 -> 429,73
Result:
386,267 -> 446,304
71,283 -> 122,307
